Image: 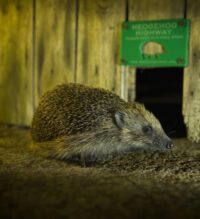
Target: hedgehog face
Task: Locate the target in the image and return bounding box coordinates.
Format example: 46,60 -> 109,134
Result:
114,108 -> 174,151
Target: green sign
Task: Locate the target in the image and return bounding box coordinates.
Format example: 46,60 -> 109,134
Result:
120,19 -> 190,67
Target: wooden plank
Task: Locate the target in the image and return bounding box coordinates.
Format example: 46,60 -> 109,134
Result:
0,0 -> 33,125
128,0 -> 185,103
76,0 -> 125,92
35,0 -> 76,103
183,0 -> 200,142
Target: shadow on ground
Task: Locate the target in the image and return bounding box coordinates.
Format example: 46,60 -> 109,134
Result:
1,125 -> 200,219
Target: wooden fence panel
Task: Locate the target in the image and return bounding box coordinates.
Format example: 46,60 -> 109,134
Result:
76,0 -> 125,93
0,0 -> 194,128
0,0 -> 33,125
34,0 -> 76,104
183,0 -> 200,142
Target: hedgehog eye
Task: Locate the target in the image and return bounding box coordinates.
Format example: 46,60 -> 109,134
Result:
142,125 -> 153,135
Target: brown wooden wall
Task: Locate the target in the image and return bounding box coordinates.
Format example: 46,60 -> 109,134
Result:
0,0 -> 200,143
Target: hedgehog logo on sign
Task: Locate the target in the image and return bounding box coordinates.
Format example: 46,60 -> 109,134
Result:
142,41 -> 166,59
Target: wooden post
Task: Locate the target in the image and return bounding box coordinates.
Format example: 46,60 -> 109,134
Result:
120,66 -> 129,100
128,67 -> 136,102
0,0 -> 33,125
183,0 -> 200,142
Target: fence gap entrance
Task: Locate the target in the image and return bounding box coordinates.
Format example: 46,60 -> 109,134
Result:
136,67 -> 186,138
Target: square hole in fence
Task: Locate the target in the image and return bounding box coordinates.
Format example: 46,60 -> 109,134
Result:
136,67 -> 186,138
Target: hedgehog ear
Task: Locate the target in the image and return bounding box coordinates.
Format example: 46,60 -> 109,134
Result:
114,112 -> 125,129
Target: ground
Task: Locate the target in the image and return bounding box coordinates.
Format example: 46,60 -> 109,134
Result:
1,125 -> 200,219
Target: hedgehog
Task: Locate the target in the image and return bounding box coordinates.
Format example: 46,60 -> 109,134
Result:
31,83 -> 173,165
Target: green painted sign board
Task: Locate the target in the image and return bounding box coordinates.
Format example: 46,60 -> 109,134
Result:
120,19 -> 190,67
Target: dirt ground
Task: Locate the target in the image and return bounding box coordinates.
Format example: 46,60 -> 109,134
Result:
1,125 -> 200,219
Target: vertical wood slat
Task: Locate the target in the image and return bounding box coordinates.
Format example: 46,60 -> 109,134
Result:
128,0 -> 185,103
0,0 -> 33,125
183,0 -> 200,142
34,0 -> 76,105
76,0 -> 125,92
